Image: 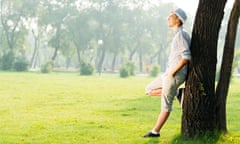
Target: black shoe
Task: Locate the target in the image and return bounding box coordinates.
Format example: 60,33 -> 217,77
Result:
142,132 -> 160,138
176,88 -> 184,104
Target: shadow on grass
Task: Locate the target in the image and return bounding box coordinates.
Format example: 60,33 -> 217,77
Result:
142,132 -> 222,144
144,138 -> 160,144
170,132 -> 222,144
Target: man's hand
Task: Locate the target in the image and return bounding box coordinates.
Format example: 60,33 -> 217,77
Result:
168,58 -> 190,77
167,71 -> 175,78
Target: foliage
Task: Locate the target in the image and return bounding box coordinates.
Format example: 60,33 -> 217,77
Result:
80,61 -> 94,75
0,0 -> 238,75
119,61 -> 136,78
126,61 -> 135,76
13,56 -> 29,72
215,67 -> 220,82
0,51 -> 15,70
119,66 -> 129,78
150,64 -> 160,77
0,0 -> 37,51
233,49 -> 240,73
0,0 -> 176,73
41,61 -> 53,73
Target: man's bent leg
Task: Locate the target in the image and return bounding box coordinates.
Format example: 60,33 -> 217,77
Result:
148,88 -> 162,96
145,76 -> 163,94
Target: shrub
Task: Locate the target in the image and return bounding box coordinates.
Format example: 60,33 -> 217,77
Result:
14,57 -> 29,72
126,62 -> 135,76
80,61 -> 94,75
120,67 -> 129,78
119,61 -> 135,78
0,51 -> 15,70
41,61 -> 53,73
150,64 -> 160,77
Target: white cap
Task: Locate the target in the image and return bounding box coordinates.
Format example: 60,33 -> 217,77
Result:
173,8 -> 187,23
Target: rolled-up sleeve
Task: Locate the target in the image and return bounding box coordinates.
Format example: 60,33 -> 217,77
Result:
178,32 -> 191,60
181,46 -> 191,60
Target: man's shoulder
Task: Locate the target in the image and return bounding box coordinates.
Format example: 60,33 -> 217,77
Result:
175,28 -> 190,41
175,30 -> 190,39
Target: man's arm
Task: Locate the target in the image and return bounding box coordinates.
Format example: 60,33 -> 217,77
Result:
168,58 -> 190,77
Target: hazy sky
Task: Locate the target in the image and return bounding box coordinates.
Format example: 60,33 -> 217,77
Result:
162,0 -> 235,16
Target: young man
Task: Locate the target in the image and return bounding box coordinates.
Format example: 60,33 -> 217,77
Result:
143,8 -> 191,138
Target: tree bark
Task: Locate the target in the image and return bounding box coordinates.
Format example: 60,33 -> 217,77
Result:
52,46 -> 59,62
31,30 -> 39,69
158,44 -> 166,72
139,51 -> 143,73
182,0 -> 227,137
76,47 -> 81,67
216,0 -> 240,132
111,52 -> 117,72
51,27 -> 60,62
97,48 -> 106,74
128,46 -> 137,61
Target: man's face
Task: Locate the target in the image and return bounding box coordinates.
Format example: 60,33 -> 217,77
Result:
168,12 -> 181,28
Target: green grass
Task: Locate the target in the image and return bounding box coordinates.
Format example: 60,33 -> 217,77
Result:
0,72 -> 239,144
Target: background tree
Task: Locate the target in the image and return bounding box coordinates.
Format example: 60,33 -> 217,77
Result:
0,1 -> 194,73
39,0 -> 74,64
66,10 -> 93,67
0,0 -> 38,70
215,0 -> 240,132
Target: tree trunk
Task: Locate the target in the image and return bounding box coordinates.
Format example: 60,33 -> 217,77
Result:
52,47 -> 59,62
216,0 -> 240,133
31,30 -> 39,69
33,47 -> 39,69
97,48 -> 106,74
111,52 -> 117,72
182,0 -> 227,137
158,44 -> 166,72
76,47 -> 81,67
65,56 -> 71,69
128,45 -> 138,61
51,27 -> 60,62
139,52 -> 143,73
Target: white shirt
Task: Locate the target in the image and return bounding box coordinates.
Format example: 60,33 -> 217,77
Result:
166,26 -> 191,76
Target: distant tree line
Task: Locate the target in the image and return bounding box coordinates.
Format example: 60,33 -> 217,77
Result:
0,0 -> 238,74
0,0 -> 189,74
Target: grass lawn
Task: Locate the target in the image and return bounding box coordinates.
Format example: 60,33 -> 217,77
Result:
0,72 -> 240,144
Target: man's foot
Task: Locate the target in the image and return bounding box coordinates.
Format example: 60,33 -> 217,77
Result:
142,132 -> 160,138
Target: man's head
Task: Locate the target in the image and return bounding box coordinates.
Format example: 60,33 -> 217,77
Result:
168,8 -> 187,28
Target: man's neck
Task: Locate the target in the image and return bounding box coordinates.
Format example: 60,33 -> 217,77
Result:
171,25 -> 181,30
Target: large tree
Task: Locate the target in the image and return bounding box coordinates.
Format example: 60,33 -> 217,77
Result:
182,0 -> 239,137
215,0 -> 240,132
0,0 -> 38,70
39,0 -> 75,63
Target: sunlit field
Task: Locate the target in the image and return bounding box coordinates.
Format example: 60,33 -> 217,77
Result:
0,72 -> 240,144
